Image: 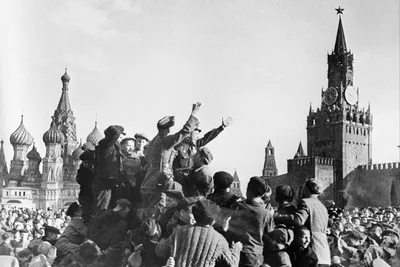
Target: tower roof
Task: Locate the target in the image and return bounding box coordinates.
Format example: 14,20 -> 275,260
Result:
56,69 -> 73,117
233,169 -> 240,182
86,122 -> 103,146
294,141 -> 305,158
10,115 -> 34,146
334,17 -> 347,54
266,140 -> 273,148
43,119 -> 65,144
27,143 -> 41,160
0,140 -> 8,174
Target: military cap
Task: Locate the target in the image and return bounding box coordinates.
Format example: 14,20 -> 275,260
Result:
134,133 -> 150,142
116,198 -> 131,210
44,225 -> 61,235
157,116 -> 175,130
104,125 -> 126,137
213,171 -> 234,190
382,229 -> 400,239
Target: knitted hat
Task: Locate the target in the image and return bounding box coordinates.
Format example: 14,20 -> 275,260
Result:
213,171 -> 233,190
192,200 -> 214,225
275,185 -> 295,202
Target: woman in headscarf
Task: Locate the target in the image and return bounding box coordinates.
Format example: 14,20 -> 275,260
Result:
54,202 -> 87,261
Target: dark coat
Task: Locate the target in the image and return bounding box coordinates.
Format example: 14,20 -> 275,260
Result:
228,200 -> 275,267
95,131 -> 123,190
173,125 -> 224,170
294,195 -> 331,265
208,191 -> 240,209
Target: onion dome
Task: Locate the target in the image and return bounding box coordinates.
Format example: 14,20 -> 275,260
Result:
27,143 -> 41,160
10,115 -> 34,146
86,122 -> 103,146
72,139 -> 84,159
43,120 -> 65,144
61,68 -> 71,84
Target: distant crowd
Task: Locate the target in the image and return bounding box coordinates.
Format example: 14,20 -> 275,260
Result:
0,102 -> 399,267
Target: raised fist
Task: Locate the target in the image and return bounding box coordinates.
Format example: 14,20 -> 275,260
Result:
222,117 -> 233,128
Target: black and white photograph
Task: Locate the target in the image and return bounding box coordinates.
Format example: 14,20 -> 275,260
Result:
0,0 -> 398,266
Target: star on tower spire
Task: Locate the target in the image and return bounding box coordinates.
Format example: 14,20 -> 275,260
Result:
335,6 -> 344,15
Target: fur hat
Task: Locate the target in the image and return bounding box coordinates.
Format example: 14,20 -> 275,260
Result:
213,171 -> 233,190
275,185 -> 295,203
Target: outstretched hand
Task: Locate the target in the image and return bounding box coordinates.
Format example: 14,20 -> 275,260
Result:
191,102 -> 202,115
222,216 -> 231,232
222,117 -> 233,128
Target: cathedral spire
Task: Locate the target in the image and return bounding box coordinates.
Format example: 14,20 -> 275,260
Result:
56,69 -> 73,116
294,141 -> 305,158
334,16 -> 347,54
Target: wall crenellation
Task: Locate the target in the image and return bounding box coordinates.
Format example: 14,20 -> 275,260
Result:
359,162 -> 400,171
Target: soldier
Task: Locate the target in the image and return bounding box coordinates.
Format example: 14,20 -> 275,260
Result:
93,125 -> 125,212
140,102 -> 201,207
173,117 -> 233,171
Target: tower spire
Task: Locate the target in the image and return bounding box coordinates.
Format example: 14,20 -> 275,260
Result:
262,140 -> 278,177
0,140 -> 8,176
294,141 -> 305,158
334,16 -> 347,54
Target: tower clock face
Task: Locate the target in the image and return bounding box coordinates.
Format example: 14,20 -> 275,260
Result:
324,87 -> 338,105
345,86 -> 357,105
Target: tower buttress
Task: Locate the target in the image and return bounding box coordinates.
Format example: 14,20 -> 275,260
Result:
262,140 -> 278,177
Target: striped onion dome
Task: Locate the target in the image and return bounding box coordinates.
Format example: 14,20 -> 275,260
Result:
10,115 -> 34,146
27,143 -> 41,160
43,120 -> 65,144
72,139 -> 84,159
86,122 -> 103,146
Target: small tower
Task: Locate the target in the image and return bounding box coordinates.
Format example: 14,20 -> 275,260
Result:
86,121 -> 103,147
262,140 -> 278,177
0,140 -> 8,186
231,169 -> 242,197
24,143 -> 42,184
53,69 -> 79,181
294,142 -> 306,159
41,119 -> 65,210
9,115 -> 34,184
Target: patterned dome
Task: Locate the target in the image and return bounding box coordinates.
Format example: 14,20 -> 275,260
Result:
86,122 -> 103,146
10,115 -> 34,146
27,143 -> 41,160
43,120 -> 65,144
72,140 -> 84,159
61,68 -> 71,83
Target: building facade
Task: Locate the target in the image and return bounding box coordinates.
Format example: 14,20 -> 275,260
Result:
0,70 -> 103,210
264,13 -> 399,208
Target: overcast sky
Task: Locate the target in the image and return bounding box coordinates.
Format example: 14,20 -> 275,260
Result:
0,0 -> 398,190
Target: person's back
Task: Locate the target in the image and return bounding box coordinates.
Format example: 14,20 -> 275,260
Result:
294,179 -> 330,266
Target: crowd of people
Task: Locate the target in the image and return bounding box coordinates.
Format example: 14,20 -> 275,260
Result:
0,102 -> 399,267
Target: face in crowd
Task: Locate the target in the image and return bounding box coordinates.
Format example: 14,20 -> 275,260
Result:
295,228 -> 311,251
135,138 -> 147,151
122,140 -> 136,156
